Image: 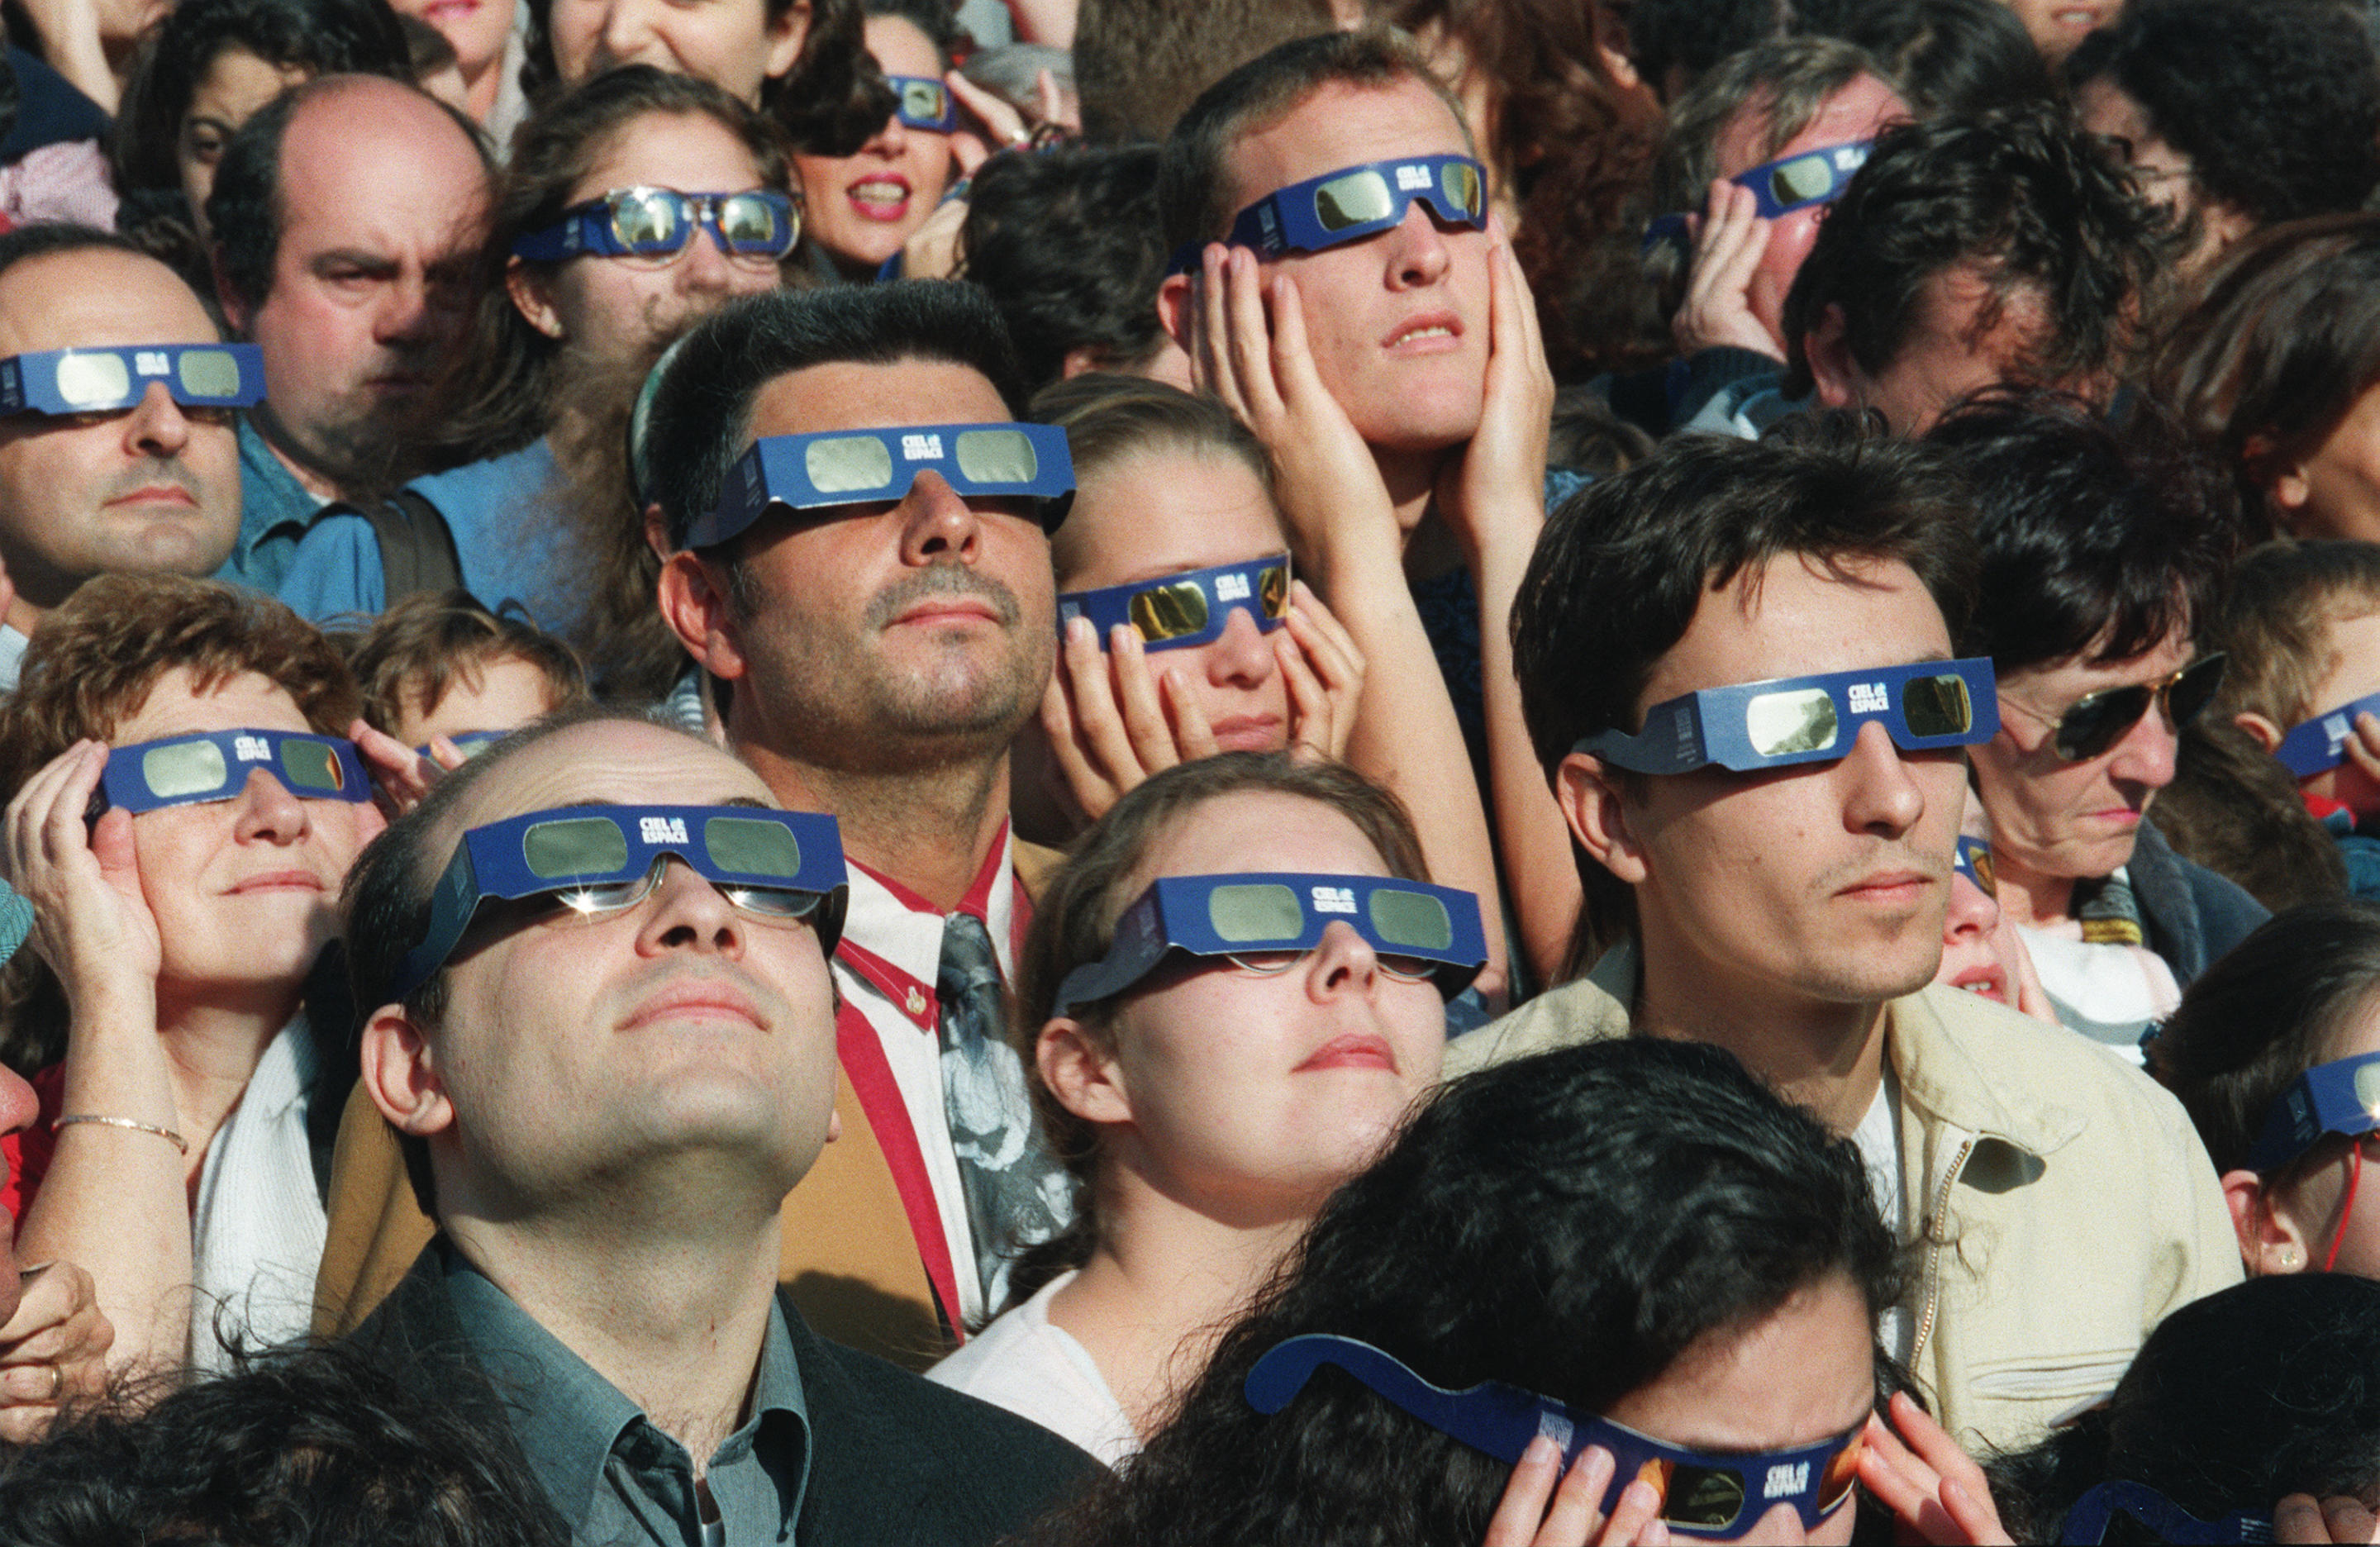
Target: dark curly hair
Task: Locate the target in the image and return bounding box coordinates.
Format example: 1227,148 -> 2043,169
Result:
1987,1276 -> 2380,1540
959,144 -> 1172,393
0,1339 -> 570,1545
1814,0 -> 2053,120
2066,0 -> 2380,232
1779,105 -> 2168,402
1367,0 -> 1664,376
1925,388 -> 2237,675
1030,1036 -> 1903,1546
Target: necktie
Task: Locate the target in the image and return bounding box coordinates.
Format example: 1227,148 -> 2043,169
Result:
935,911 -> 1072,1311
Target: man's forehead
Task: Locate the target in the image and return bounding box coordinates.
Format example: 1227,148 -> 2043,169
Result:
1222,78 -> 1470,214
1721,73 -> 1906,179
279,85 -> 489,251
451,721 -> 776,836
745,357 -> 1012,440
0,250 -> 217,356
1648,551 -> 1952,701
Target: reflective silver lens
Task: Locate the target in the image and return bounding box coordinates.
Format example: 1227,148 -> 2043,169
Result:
1745,687 -> 1840,757
954,428 -> 1038,484
716,193 -> 787,250
901,79 -> 948,121
2356,1061 -> 2380,1111
612,189 -> 686,250
521,816 -> 631,878
804,434 -> 896,494
280,740 -> 344,792
175,349 -> 242,399
1368,888 -> 1452,952
703,815 -> 802,878
1312,169 -> 1396,232
1207,883 -> 1306,943
1440,160 -> 1483,216
1767,153 -> 1837,205
142,739 -> 228,799
55,351 -> 131,408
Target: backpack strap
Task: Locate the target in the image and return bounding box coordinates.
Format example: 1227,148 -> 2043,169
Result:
353,488 -> 464,605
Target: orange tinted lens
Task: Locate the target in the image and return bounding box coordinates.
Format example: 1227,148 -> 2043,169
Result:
1819,1431 -> 1864,1511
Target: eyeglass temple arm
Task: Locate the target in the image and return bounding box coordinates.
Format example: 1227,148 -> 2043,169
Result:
1243,1334 -> 1570,1467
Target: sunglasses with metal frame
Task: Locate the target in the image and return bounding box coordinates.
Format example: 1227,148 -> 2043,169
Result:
1954,835 -> 1996,898
1578,658 -> 2000,775
1641,139 -> 1874,254
2059,1481 -> 2273,1545
1168,154 -> 1487,273
887,74 -> 958,131
92,729 -> 370,817
1244,1335 -> 1867,1540
0,343 -> 265,418
2246,1050 -> 2380,1173
1058,555 -> 1290,652
1051,872 -> 1486,1016
512,187 -> 802,265
2274,688 -> 2380,778
387,804 -> 849,1002
2014,654 -> 2226,764
688,422 -> 1075,548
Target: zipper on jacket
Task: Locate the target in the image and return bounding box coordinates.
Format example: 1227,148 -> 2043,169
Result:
1908,1135 -> 1977,1368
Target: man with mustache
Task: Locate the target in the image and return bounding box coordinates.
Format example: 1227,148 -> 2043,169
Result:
206,74 -> 492,591
651,281 -> 1066,1352
0,224 -> 246,692
341,708 -> 1097,1544
1445,429 -> 2240,1456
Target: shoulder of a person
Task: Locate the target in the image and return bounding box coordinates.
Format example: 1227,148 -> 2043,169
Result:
405,439 -> 558,513
1442,968 -> 1630,1078
792,1297 -> 1102,1499
1904,983 -> 2194,1138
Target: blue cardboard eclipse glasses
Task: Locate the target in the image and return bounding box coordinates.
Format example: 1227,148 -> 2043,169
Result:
388,804 -> 848,1002
1578,659 -> 1999,775
1953,835 -> 1996,898
93,729 -> 369,817
512,187 -> 799,265
2247,1050 -> 2380,1173
1058,555 -> 1289,652
1245,1335 -> 1866,1540
688,422 -> 1075,549
2276,690 -> 2380,778
2059,1482 -> 2272,1545
0,343 -> 265,417
1170,154 -> 1487,273
888,74 -> 958,131
1052,872 -> 1486,1015
1642,140 -> 1874,254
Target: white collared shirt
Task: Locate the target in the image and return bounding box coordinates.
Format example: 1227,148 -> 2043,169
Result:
831,826 -> 1021,1330
188,1018 -> 326,1371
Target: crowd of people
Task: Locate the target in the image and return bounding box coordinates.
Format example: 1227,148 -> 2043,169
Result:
0,0 -> 2374,1540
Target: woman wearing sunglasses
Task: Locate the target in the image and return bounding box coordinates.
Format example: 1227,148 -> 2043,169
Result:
790,0 -> 960,283
1931,392 -> 2264,1056
926,752 -> 1468,1466
276,67 -> 793,699
1019,1035 -> 1978,1545
1015,375 -> 1364,845
0,576 -> 385,1378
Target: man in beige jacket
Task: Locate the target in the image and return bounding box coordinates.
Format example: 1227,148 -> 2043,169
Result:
1448,426 -> 2240,1455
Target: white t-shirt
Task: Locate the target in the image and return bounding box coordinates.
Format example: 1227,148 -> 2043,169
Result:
187,1018 -> 326,1372
925,1270 -> 1140,1467
1850,1069 -> 1913,1364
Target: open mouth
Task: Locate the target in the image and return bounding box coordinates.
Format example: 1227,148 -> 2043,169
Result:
848,175 -> 913,221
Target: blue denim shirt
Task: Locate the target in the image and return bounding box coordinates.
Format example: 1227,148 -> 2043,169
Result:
217,415 -> 326,593
447,1253 -> 812,1546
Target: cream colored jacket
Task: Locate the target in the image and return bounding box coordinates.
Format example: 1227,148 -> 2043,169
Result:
1445,948 -> 2243,1456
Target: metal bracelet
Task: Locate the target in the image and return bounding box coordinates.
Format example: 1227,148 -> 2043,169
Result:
51,1112 -> 188,1154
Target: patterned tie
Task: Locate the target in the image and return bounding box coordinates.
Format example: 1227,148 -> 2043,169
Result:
935,911 -> 1071,1311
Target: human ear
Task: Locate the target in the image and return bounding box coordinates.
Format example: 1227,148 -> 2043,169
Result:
657,550 -> 751,683
504,255 -> 567,340
2225,1167 -> 2313,1275
1156,273 -> 1195,353
359,1004 -> 455,1139
1554,751 -> 1649,886
1037,1016 -> 1132,1126
1801,302 -> 1858,411
762,0 -> 811,83
2233,710 -> 2285,754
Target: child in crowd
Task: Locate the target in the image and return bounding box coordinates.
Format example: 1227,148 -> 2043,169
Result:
2210,541 -> 2380,897
341,592 -> 590,754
